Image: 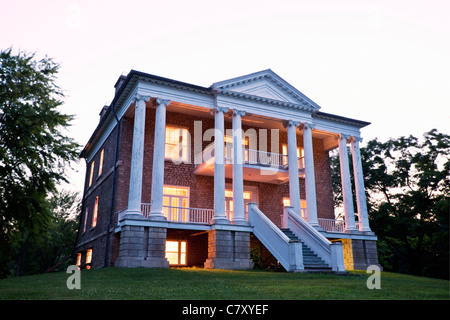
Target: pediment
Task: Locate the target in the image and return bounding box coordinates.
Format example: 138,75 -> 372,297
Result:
212,69 -> 320,110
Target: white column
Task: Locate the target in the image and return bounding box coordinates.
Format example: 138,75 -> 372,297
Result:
338,134 -> 357,231
350,137 -> 372,232
150,98 -> 170,220
302,123 -> 319,227
213,106 -> 229,224
232,109 -> 247,225
285,120 -> 301,215
126,94 -> 150,215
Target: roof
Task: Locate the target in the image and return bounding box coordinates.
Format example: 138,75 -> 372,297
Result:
79,69 -> 370,158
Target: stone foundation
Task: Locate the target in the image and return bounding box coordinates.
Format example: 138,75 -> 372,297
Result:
341,239 -> 381,270
115,225 -> 169,268
204,229 -> 253,269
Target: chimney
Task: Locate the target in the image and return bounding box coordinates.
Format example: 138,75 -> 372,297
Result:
99,105 -> 109,122
114,74 -> 127,95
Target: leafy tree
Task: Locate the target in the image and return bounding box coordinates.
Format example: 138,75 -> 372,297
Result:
0,48 -> 80,277
12,190 -> 81,275
331,129 -> 449,279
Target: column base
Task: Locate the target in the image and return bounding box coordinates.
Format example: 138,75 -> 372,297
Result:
212,217 -> 230,225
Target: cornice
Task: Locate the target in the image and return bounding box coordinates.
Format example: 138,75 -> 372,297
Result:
312,111 -> 370,128
216,88 -> 316,113
136,75 -> 213,96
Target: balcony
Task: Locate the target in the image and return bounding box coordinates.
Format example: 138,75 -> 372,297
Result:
194,144 -> 305,184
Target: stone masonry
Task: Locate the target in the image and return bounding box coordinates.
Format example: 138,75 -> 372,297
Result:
115,221 -> 169,268
204,229 -> 253,269
341,239 -> 380,270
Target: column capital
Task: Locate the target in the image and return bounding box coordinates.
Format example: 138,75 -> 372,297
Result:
300,122 -> 315,130
213,106 -> 229,114
134,93 -> 151,103
232,109 -> 246,117
155,97 -> 171,107
350,136 -> 363,143
282,120 -> 300,128
338,133 -> 351,141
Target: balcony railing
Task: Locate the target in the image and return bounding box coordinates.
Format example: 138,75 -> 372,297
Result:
318,218 -> 362,233
196,144 -> 304,170
118,203 -> 214,224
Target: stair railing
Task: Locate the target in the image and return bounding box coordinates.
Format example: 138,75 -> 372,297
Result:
285,207 -> 345,272
248,203 -> 304,272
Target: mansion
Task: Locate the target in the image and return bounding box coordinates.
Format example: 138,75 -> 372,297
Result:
75,69 -> 379,272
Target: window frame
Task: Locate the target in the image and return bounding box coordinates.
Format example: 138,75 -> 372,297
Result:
165,240 -> 187,266
164,126 -> 190,163
91,196 -> 99,228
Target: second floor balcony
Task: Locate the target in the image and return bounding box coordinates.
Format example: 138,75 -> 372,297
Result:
194,143 -> 305,184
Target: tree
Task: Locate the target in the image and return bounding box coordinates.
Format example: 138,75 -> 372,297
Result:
15,190 -> 81,275
331,129 -> 449,279
0,48 -> 80,277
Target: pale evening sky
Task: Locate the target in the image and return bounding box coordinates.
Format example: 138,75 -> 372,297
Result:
1,0 -> 449,194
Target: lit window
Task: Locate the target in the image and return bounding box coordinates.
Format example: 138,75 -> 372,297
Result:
282,197 -> 307,219
76,253 -> 81,266
225,189 -> 253,221
165,240 -> 187,265
86,249 -> 92,264
165,127 -> 189,162
83,207 -> 89,232
92,196 -> 98,227
98,149 -> 104,176
163,186 -> 189,222
282,145 -> 304,167
89,161 -> 95,187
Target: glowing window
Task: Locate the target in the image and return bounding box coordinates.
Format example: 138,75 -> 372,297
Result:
98,149 -> 104,176
282,145 -> 304,167
282,197 -> 307,219
92,196 -> 99,227
165,127 -> 189,162
86,249 -> 93,264
89,161 -> 95,187
83,207 -> 89,232
76,253 -> 81,266
163,186 -> 189,222
165,240 -> 187,265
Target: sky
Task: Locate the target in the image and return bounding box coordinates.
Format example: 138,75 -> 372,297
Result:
1,0 -> 449,194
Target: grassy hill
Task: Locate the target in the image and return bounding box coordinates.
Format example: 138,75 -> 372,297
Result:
0,267 -> 448,300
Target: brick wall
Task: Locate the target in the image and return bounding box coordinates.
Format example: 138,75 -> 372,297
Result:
75,102 -> 338,267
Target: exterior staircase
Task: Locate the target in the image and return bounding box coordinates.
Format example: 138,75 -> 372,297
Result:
280,228 -> 331,271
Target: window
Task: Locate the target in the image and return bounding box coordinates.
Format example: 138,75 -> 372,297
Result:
282,197 -> 307,219
165,240 -> 186,265
86,249 -> 93,268
89,161 -> 95,187
225,188 -> 254,221
224,135 -> 250,160
76,253 -> 81,266
83,207 -> 89,232
165,126 -> 189,162
98,149 -> 104,176
92,196 -> 98,227
282,145 -> 305,168
163,186 -> 189,222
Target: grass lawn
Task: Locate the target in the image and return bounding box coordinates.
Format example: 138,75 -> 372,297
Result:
0,267 -> 449,300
